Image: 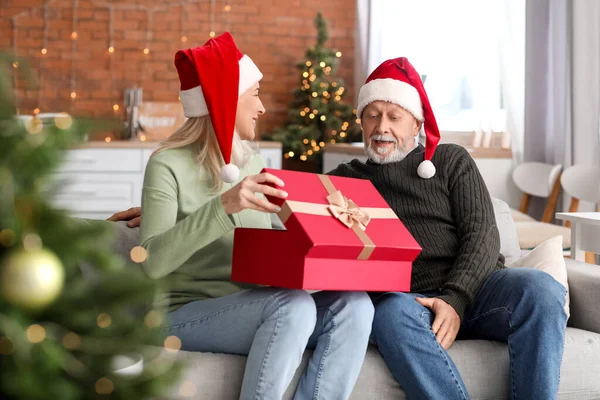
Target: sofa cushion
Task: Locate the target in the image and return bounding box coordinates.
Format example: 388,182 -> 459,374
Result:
515,221 -> 571,250
510,208 -> 536,222
168,328 -> 600,399
112,221 -> 141,261
565,258 -> 600,334
508,235 -> 570,317
491,197 -> 521,264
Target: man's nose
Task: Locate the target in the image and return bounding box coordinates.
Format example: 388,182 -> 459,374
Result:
376,117 -> 390,134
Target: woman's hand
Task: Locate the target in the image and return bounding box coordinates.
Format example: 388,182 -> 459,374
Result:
221,173 -> 287,215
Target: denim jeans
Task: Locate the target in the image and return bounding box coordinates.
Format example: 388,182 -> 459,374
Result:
165,288 -> 374,400
371,268 -> 567,400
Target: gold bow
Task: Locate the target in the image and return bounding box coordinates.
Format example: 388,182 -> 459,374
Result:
326,190 -> 371,231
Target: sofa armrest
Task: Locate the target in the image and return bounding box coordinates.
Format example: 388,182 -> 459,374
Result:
566,259 -> 600,333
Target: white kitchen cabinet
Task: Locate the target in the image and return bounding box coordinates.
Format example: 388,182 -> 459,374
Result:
58,149 -> 145,173
51,141 -> 282,219
52,173 -> 143,220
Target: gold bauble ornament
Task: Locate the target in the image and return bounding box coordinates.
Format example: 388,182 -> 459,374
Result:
1,248 -> 65,310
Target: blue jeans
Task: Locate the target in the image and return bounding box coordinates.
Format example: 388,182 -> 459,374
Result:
165,288 -> 374,400
371,268 -> 567,400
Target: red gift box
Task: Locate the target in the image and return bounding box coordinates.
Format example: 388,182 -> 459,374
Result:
231,168 -> 421,291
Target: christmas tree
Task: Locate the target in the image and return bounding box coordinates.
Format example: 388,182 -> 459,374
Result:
0,53 -> 181,399
268,12 -> 362,169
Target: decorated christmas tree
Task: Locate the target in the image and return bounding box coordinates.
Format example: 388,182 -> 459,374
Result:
0,53 -> 181,399
268,12 -> 362,170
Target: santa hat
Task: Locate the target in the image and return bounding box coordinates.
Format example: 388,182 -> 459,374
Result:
357,57 -> 440,179
174,32 -> 263,183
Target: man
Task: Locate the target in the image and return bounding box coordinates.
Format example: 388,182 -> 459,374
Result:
110,57 -> 567,399
107,207 -> 141,228
326,57 -> 567,399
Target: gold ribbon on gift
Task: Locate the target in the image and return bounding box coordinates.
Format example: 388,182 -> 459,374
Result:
326,190 -> 370,231
277,175 -> 398,260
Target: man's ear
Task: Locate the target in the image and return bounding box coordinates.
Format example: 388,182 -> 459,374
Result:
414,119 -> 423,136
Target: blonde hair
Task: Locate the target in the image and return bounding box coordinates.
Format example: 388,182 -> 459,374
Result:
153,116 -> 257,192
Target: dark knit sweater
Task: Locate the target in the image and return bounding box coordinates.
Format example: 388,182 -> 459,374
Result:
328,143 -> 505,320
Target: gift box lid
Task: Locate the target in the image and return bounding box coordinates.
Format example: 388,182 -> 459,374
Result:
262,168 -> 421,262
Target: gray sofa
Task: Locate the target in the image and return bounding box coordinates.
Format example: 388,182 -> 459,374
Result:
107,198 -> 600,399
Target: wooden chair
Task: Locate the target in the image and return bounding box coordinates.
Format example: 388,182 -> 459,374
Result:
511,162 -> 563,223
560,165 -> 600,264
510,162 -> 571,250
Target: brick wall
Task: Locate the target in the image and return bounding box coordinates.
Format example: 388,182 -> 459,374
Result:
1,0 -> 357,137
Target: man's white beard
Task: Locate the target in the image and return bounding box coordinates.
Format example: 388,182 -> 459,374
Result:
365,134 -> 419,164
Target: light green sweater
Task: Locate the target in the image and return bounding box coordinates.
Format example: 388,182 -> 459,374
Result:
140,145 -> 271,311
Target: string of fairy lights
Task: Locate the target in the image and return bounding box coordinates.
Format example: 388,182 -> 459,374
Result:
180,3 -> 188,44
10,0 -> 234,116
11,16 -> 19,112
69,0 -> 79,113
37,2 -> 50,113
108,6 -> 117,112
209,0 -> 216,37
222,0 -> 232,32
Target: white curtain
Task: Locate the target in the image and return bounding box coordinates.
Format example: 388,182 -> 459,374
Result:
499,0 -> 525,165
572,0 -> 600,171
525,0 -> 600,213
524,0 -> 572,166
354,0 -> 371,102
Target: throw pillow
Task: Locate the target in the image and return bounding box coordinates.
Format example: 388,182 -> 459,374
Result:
507,235 -> 569,318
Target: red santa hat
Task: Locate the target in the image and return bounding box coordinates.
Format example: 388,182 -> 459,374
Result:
174,32 -> 262,183
357,57 -> 440,179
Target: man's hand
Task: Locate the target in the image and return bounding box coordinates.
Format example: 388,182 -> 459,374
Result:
416,297 -> 461,350
107,207 -> 142,228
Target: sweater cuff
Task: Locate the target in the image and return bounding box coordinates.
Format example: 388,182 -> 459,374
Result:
437,290 -> 470,321
212,195 -> 235,232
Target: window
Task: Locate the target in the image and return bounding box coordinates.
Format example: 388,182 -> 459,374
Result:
367,0 -> 524,134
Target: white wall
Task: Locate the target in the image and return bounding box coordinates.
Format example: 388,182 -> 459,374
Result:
475,158 -> 521,208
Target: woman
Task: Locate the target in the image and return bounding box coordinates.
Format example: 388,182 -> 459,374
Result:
139,32 -> 374,400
